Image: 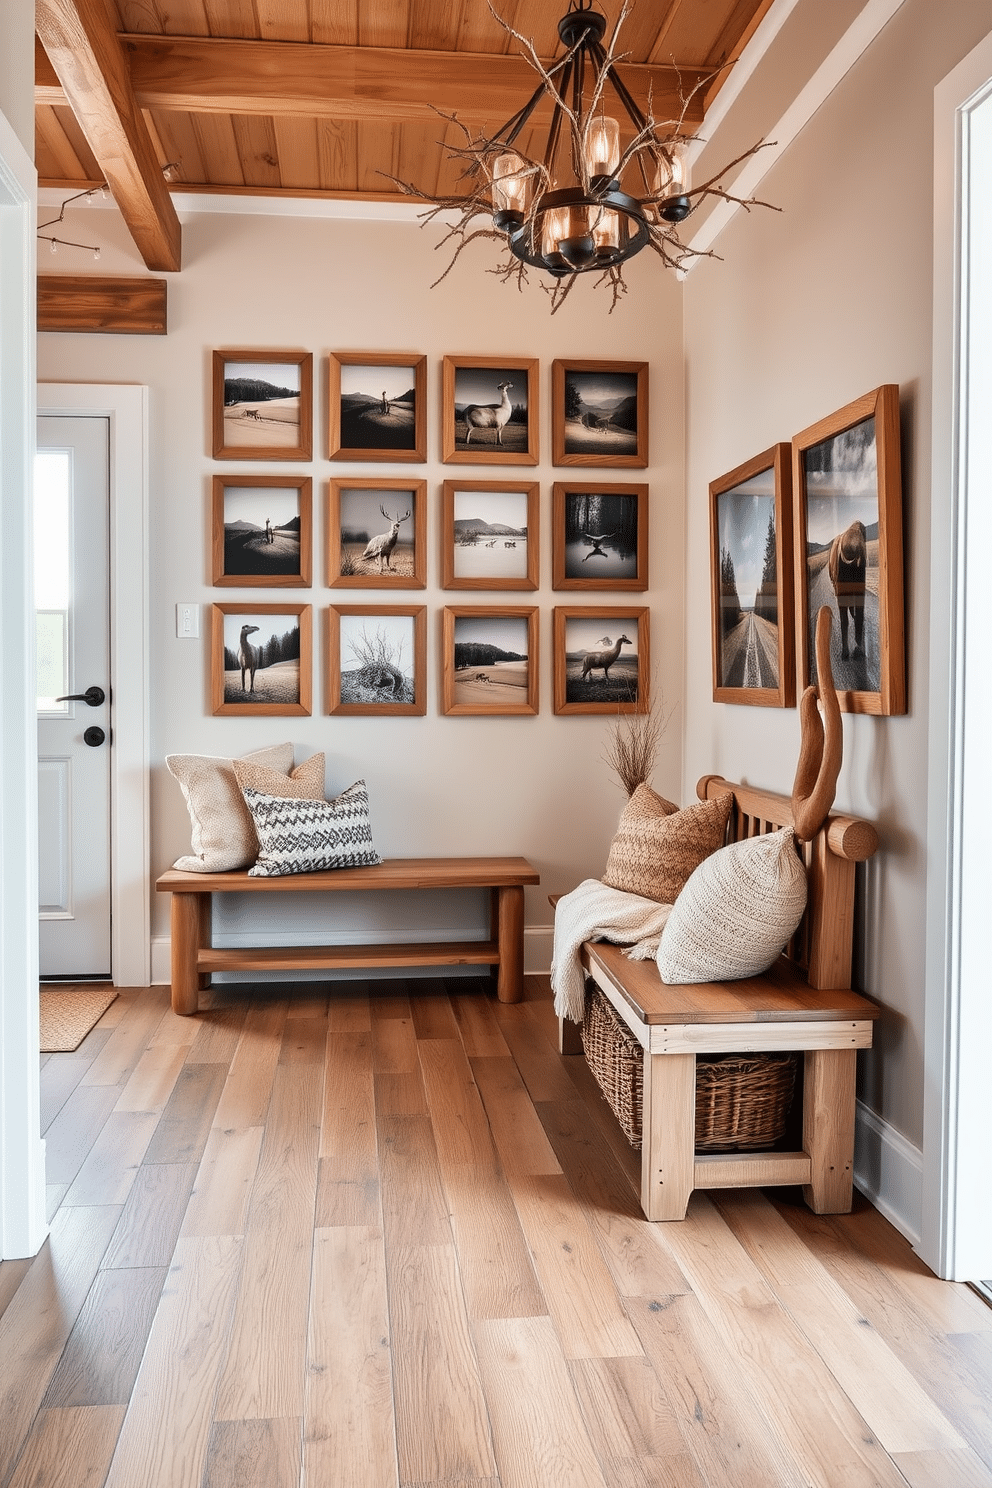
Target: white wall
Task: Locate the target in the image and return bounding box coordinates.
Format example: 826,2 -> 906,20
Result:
37,206 -> 685,969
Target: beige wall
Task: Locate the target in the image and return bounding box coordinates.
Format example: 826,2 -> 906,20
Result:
0,0 -> 33,154
683,0 -> 992,1149
37,207 -> 685,957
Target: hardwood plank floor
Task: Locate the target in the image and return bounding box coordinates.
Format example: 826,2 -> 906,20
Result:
3,973 -> 992,1488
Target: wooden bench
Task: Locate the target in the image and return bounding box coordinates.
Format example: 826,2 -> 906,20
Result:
559,775 -> 880,1222
156,856 -> 540,1015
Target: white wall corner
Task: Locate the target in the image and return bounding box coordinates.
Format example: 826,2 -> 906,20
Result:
854,1098 -> 923,1250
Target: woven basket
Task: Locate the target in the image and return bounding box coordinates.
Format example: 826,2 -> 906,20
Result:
581,982 -> 797,1152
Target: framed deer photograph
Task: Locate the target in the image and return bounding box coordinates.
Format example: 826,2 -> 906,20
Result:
441,480 -> 539,590
709,446 -> 794,708
793,384 -> 905,715
327,604 -> 427,715
328,478 -> 427,588
210,602 -> 312,716
328,352 -> 427,462
212,475 -> 312,588
553,606 -> 649,715
442,356 -> 539,465
552,481 -> 648,591
212,349 -> 312,461
441,605 -> 539,715
551,358 -> 648,468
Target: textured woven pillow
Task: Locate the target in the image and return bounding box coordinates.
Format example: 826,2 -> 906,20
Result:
657,827 -> 807,984
602,786 -> 732,904
232,751 -> 325,801
167,742 -> 294,873
244,779 -> 382,876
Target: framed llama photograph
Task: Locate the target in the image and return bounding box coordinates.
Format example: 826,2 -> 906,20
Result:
442,356 -> 539,465
212,349 -> 312,461
210,602 -> 312,716
441,480 -> 539,590
709,446 -> 794,708
212,475 -> 312,588
328,352 -> 427,462
552,481 -> 648,591
441,606 -> 539,715
328,478 -> 427,589
553,606 -> 649,715
551,359 -> 648,468
327,604 -> 426,715
793,384 -> 905,715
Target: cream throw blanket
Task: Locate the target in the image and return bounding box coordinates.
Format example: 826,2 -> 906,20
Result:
551,878 -> 673,1023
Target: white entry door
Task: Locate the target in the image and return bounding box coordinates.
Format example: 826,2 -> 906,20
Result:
36,416 -> 112,978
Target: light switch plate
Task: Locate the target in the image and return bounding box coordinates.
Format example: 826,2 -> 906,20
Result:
176,603 -> 200,639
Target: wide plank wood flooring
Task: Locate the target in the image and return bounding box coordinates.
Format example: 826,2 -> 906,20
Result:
3,974 -> 992,1488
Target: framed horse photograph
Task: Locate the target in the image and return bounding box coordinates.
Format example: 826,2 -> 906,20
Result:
552,606 -> 650,715
792,385 -> 905,715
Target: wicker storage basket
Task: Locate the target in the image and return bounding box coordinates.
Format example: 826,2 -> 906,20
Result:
581,982 -> 797,1152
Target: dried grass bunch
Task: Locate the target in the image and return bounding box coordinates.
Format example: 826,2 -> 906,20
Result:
603,684 -> 674,796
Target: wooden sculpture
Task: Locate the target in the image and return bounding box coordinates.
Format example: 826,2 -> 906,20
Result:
792,605 -> 843,843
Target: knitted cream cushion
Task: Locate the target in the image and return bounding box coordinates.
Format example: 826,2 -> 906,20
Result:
602,785 -> 732,904
167,742 -> 294,873
657,827 -> 808,984
232,752 -> 325,802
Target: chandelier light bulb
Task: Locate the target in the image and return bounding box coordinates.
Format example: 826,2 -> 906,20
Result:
591,206 -> 621,256
492,152 -> 529,229
585,116 -> 621,181
50,238 -> 57,254
93,247 -> 101,261
541,205 -> 571,260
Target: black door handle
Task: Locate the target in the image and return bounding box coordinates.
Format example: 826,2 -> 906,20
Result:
55,685 -> 106,707
83,726 -> 106,747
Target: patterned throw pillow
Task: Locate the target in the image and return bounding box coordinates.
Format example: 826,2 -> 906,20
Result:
167,742 -> 294,872
602,785 -> 732,904
657,827 -> 808,984
243,779 -> 382,876
232,752 -> 325,801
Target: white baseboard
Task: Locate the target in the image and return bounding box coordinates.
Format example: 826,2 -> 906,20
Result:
151,936 -> 170,985
854,1098 -> 923,1248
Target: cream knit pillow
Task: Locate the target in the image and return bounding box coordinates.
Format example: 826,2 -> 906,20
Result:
602,785 -> 732,904
232,751 -> 325,801
657,827 -> 807,984
167,742 -> 294,872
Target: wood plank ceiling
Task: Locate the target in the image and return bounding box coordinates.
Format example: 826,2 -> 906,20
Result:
35,0 -> 773,272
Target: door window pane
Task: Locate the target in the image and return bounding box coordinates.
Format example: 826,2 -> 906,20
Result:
35,449 -> 71,713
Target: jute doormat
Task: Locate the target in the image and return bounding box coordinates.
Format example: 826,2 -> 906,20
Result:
39,986 -> 118,1052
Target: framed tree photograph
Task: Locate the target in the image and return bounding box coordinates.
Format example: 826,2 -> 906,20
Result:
709,446 -> 794,708
328,604 -> 426,715
328,478 -> 427,588
328,352 -> 427,462
793,384 -> 905,715
441,606 -> 539,715
551,359 -> 648,468
441,480 -> 539,590
211,602 -> 312,716
212,349 -> 312,460
552,481 -> 648,591
212,475 -> 312,588
553,606 -> 649,715
442,356 -> 539,465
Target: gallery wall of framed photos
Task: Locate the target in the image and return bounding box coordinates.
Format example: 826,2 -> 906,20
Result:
205,349 -> 655,719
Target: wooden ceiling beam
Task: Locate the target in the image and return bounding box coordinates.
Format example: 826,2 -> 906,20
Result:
35,2 -> 181,272
38,33 -> 706,129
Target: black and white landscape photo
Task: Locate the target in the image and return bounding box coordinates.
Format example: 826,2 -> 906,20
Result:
221,484 -> 303,581
716,470 -> 781,691
559,486 -> 642,585
336,610 -> 417,707
446,610 -> 536,713
450,486 -> 531,584
452,365 -> 530,454
336,485 -> 419,582
337,362 -> 419,453
221,612 -> 302,706
561,613 -> 643,707
559,367 -> 640,459
221,358 -> 302,450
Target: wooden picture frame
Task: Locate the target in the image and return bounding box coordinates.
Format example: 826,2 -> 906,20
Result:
553,606 -> 649,715
551,358 -> 648,468
709,446 -> 795,707
552,481 -> 648,591
328,351 -> 427,462
793,384 -> 905,715
328,478 -> 427,589
441,480 -> 539,590
441,605 -> 539,715
442,356 -> 539,465
212,475 -> 312,588
211,602 -> 312,716
212,349 -> 312,461
327,604 -> 427,715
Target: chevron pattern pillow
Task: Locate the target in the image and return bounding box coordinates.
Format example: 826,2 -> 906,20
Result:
243,779 -> 382,876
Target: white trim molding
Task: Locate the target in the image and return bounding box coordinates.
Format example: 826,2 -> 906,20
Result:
854,1100 -> 923,1249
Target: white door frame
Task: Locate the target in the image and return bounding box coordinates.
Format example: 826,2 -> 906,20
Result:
924,32 -> 992,1281
38,386 -> 151,991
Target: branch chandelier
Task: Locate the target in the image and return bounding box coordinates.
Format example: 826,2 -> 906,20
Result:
394,0 -> 776,311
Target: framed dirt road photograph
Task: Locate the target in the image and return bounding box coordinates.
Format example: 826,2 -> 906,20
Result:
212,475 -> 312,587
441,605 -> 539,715
212,349 -> 312,460
442,356 -> 539,465
709,446 -> 794,707
553,606 -> 649,715
211,602 -> 312,716
328,352 -> 427,462
552,359 -> 648,468
793,384 -> 905,715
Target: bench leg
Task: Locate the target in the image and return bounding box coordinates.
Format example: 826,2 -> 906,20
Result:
171,892 -> 203,1016
641,1052 -> 696,1221
496,884 -> 524,1004
558,1014 -> 583,1056
198,893 -> 212,991
802,1048 -> 856,1213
